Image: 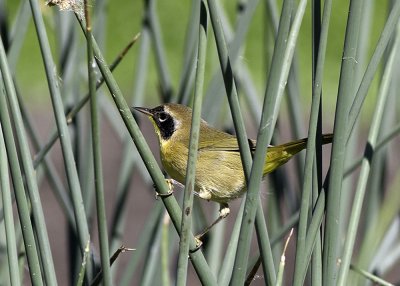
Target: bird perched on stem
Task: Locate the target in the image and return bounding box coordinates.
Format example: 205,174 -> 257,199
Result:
133,103 -> 333,246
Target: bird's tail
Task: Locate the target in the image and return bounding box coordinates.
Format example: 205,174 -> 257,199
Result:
281,133 -> 333,153
262,133 -> 333,175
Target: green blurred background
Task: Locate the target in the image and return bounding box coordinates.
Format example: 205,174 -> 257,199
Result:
5,0 -> 387,118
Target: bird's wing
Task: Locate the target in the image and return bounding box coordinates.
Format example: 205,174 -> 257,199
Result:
198,136 -> 257,152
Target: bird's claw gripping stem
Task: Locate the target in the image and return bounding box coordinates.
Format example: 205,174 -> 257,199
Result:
154,179 -> 175,200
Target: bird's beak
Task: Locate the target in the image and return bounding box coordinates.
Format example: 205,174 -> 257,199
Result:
132,106 -> 152,116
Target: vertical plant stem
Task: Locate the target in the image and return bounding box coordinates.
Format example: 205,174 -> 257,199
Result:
323,0 -> 363,284
301,190 -> 326,279
293,0 -> 332,284
337,22 -> 400,286
311,166 -> 322,285
0,34 -> 57,286
29,0 -> 92,278
177,1 -> 208,284
0,120 -> 21,286
233,0 -> 310,281
84,2 -> 112,285
76,240 -> 91,286
0,74 -> 43,286
218,202 -> 245,286
346,1 -> 400,140
254,199 -> 275,285
206,0 -> 277,284
315,4 -> 400,282
16,88 -> 75,228
265,0 -> 306,186
177,0 -> 199,104
7,0 -> 31,72
147,0 -> 173,102
355,169 -> 400,279
161,213 -> 171,286
203,0 -> 259,123
206,0 -> 253,173
275,229 -> 294,286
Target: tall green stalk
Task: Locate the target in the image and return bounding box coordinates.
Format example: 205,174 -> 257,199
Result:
293,0 -> 332,284
322,0 -> 363,284
84,2 -> 112,285
233,0 -> 311,282
147,0 -> 173,102
29,0 -> 93,279
176,1 -> 208,284
337,21 -> 400,286
0,117 -> 21,286
347,1 -> 400,140
0,70 -> 43,286
206,0 -> 277,284
0,33 -> 57,286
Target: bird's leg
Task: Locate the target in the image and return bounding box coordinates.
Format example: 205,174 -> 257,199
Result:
154,179 -> 181,199
193,203 -> 230,249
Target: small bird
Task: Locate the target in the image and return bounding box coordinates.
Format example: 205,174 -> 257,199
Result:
133,103 -> 333,244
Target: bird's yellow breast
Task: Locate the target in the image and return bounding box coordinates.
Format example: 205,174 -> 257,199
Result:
160,139 -> 188,186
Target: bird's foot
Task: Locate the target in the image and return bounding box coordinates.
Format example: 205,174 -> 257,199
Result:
154,179 -> 175,200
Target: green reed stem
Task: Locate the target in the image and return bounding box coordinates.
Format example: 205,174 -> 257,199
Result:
0,118 -> 21,286
322,0 -> 363,284
7,0 -> 30,72
0,71 -> 43,286
29,0 -> 93,279
206,0 -> 277,284
0,33 -> 57,286
147,0 -> 173,102
347,2 -> 400,141
85,3 -> 112,285
337,24 -> 400,286
233,0 -> 304,281
177,1 -> 208,284
293,0 -> 332,284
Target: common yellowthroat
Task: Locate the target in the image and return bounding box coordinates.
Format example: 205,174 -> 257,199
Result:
133,103 -> 333,242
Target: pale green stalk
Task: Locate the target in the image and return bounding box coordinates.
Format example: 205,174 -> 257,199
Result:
0,119 -> 21,286
85,2 -> 112,284
29,2 -> 92,278
337,20 -> 400,286
323,0 -> 363,284
0,73 -> 43,286
177,1 -> 208,284
233,0 -> 307,281
0,33 -> 58,286
293,0 -> 332,283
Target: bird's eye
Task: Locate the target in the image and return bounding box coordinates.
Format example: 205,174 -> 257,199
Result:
158,112 -> 168,122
